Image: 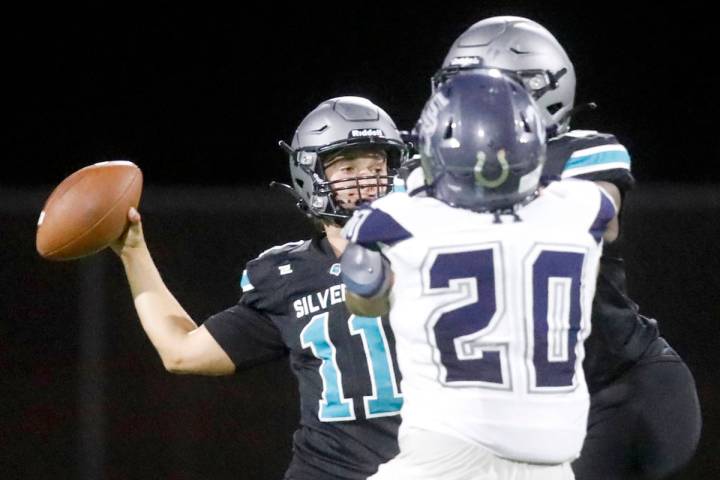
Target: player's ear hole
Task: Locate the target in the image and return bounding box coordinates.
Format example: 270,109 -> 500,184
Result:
547,103 -> 563,114
443,118 -> 454,139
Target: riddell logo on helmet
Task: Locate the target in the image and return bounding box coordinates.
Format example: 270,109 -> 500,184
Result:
349,129 -> 385,138
449,56 -> 482,67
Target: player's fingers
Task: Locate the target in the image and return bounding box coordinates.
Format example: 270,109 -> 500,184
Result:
128,207 -> 142,223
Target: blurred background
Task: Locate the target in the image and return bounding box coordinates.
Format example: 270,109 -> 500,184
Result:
2,2 -> 718,479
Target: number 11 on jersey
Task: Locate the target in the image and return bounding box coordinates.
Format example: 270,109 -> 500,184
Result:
301,313 -> 403,422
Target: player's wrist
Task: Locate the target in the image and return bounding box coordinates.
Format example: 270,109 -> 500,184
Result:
118,241 -> 151,265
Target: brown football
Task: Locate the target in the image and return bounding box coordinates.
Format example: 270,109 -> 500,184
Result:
36,160 -> 143,261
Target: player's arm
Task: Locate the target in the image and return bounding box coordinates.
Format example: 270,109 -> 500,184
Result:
341,243 -> 392,317
595,181 -> 621,242
111,207 -> 235,375
555,133 -> 629,242
345,286 -> 392,318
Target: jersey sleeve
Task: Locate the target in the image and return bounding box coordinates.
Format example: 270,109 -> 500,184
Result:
203,245 -> 301,369
203,303 -> 287,369
548,131 -> 635,194
589,186 -> 618,243
546,179 -> 618,243
341,194 -> 413,249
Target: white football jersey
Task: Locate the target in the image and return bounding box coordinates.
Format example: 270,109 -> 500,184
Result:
343,179 -> 616,464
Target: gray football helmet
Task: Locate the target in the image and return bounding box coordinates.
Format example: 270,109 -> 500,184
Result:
280,96 -> 407,223
433,16 -> 576,135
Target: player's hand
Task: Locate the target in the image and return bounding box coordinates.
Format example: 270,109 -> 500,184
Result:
110,207 -> 147,257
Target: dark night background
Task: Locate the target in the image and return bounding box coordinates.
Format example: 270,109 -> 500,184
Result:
2,2 -> 719,479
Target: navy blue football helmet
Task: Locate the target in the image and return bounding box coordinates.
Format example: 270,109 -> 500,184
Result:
417,69 -> 546,212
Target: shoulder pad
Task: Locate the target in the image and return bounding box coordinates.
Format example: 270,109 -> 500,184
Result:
256,240 -> 308,259
241,240 -> 310,293
549,130 -> 624,155
561,129 -> 599,138
546,129 -> 631,183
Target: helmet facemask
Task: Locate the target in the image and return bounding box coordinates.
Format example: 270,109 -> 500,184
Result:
323,147 -> 393,211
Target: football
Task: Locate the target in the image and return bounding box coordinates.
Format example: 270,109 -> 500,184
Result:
36,160 -> 143,261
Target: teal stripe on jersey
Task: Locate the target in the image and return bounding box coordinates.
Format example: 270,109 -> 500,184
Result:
240,270 -> 254,292
565,149 -> 631,171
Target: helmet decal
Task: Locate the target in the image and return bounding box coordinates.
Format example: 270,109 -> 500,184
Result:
474,150 -> 510,188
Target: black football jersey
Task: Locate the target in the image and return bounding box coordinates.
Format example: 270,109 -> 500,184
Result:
544,129 -> 635,192
547,130 -> 659,393
204,236 -> 401,480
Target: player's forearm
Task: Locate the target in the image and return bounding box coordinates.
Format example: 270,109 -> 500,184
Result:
346,290 -> 390,317
119,245 -> 199,367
